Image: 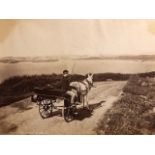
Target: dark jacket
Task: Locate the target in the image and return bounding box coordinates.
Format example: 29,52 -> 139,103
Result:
61,75 -> 71,91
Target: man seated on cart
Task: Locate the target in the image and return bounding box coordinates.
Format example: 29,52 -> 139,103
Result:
61,69 -> 78,106
61,69 -> 71,92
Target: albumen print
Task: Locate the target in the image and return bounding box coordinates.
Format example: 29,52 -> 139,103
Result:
1,20 -> 155,134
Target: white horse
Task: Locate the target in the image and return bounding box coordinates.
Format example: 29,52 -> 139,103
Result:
69,73 -> 94,109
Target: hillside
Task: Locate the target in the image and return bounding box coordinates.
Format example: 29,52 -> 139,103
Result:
96,75 -> 155,134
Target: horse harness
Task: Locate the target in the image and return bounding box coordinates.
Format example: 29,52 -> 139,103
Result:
80,79 -> 92,94
69,79 -> 92,95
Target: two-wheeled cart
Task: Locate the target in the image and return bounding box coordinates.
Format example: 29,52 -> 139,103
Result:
31,87 -> 80,122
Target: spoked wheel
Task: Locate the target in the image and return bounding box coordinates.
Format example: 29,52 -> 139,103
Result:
63,107 -> 74,122
39,100 -> 53,119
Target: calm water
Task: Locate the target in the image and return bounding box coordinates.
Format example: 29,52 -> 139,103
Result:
1,59 -> 155,82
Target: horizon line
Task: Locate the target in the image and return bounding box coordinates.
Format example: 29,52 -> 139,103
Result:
1,54 -> 155,58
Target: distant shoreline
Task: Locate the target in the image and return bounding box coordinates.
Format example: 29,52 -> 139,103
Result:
0,57 -> 59,64
74,55 -> 155,61
1,55 -> 155,63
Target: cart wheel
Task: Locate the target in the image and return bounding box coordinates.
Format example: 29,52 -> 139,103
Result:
39,101 -> 53,119
63,107 -> 74,122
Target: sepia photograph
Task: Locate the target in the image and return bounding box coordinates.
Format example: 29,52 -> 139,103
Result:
1,19 -> 155,135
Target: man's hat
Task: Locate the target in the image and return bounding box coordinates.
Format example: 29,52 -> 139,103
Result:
63,69 -> 69,74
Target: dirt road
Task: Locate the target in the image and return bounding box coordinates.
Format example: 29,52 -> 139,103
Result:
0,81 -> 126,135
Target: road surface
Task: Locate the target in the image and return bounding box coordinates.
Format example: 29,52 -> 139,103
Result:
0,81 -> 126,135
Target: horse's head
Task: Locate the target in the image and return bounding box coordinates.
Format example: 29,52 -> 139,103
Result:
86,73 -> 94,87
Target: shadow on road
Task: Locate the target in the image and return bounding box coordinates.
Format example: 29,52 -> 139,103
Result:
0,121 -> 18,134
73,100 -> 105,121
0,114 -> 7,120
41,100 -> 105,121
10,100 -> 33,112
90,100 -> 105,110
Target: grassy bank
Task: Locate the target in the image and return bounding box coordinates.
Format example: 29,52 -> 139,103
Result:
96,75 -> 155,134
1,71 -> 155,107
0,74 -> 84,107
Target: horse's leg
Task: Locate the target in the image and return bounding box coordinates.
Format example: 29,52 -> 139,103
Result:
80,94 -> 89,109
80,95 -> 85,108
86,95 -> 89,109
82,95 -> 89,109
85,94 -> 90,110
82,95 -> 85,108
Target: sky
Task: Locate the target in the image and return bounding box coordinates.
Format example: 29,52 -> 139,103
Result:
0,19 -> 155,57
